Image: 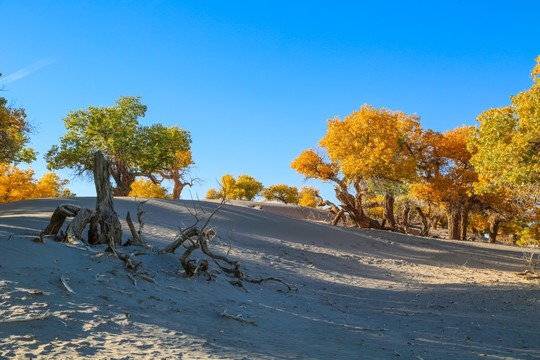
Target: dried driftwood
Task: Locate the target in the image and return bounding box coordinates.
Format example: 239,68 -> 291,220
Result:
0,310 -> 50,324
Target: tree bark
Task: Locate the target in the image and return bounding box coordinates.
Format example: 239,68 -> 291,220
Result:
447,203 -> 461,240
401,203 -> 410,229
92,151 -> 122,245
111,165 -> 136,197
416,207 -> 430,236
383,193 -> 396,228
459,205 -> 469,241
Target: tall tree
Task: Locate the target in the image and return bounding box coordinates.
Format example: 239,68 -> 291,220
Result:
411,126 -> 478,240
46,96 -> 192,196
292,105 -> 421,228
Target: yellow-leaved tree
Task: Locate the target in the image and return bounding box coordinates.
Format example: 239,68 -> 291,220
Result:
292,105 -> 422,228
206,174 -> 263,201
411,126 -> 478,240
129,178 -> 168,198
298,186 -> 321,208
0,164 -> 73,203
262,184 -> 299,204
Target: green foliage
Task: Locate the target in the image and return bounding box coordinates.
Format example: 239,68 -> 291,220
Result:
45,96 -> 192,196
262,184 -> 299,204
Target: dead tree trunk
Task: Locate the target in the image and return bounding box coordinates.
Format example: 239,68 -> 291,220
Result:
90,151 -> 122,246
66,208 -> 95,245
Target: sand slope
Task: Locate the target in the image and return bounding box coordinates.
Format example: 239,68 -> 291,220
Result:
0,197 -> 539,359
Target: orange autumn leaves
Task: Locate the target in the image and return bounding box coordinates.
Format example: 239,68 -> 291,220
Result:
0,164 -> 73,203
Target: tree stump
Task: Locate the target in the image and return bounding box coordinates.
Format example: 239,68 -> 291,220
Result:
89,151 -> 122,245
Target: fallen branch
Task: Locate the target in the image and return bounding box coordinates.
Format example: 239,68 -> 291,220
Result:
134,273 -> 158,285
0,310 -> 51,324
243,277 -> 295,291
106,287 -> 133,295
60,276 -> 76,295
127,273 -> 138,287
220,310 -> 258,327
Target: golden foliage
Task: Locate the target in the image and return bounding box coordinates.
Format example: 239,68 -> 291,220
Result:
318,105 -> 421,182
262,184 -> 299,204
298,186 -> 320,208
0,164 -> 73,203
128,178 -> 167,198
412,126 -> 477,205
206,174 -> 263,201
469,54 -> 540,196
291,149 -> 337,181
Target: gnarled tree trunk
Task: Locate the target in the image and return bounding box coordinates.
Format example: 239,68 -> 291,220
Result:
90,151 -> 122,245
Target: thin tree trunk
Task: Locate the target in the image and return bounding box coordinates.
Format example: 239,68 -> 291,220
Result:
416,207 -> 430,236
401,203 -> 411,230
459,205 -> 469,241
488,215 -> 502,243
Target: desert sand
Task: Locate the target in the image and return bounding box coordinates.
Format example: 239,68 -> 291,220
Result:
0,197 -> 539,359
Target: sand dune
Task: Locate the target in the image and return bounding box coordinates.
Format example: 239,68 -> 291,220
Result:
0,197 -> 539,359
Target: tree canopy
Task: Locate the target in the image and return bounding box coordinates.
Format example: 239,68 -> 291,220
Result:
469,56 -> 540,199
262,184 -> 299,204
45,96 -> 192,197
206,174 -> 263,201
0,164 -> 73,203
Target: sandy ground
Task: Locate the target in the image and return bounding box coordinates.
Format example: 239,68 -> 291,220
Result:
0,197 -> 539,359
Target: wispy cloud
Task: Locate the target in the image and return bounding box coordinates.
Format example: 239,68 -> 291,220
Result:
0,58 -> 58,85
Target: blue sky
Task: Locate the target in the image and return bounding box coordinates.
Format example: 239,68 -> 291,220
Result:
1,0 -> 540,201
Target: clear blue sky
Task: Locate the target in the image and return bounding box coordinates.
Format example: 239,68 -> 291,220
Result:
1,0 -> 540,201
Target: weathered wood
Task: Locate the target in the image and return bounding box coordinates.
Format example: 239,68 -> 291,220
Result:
65,207 -> 95,245
126,211 -> 139,244
93,151 -> 122,246
43,204 -> 81,235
